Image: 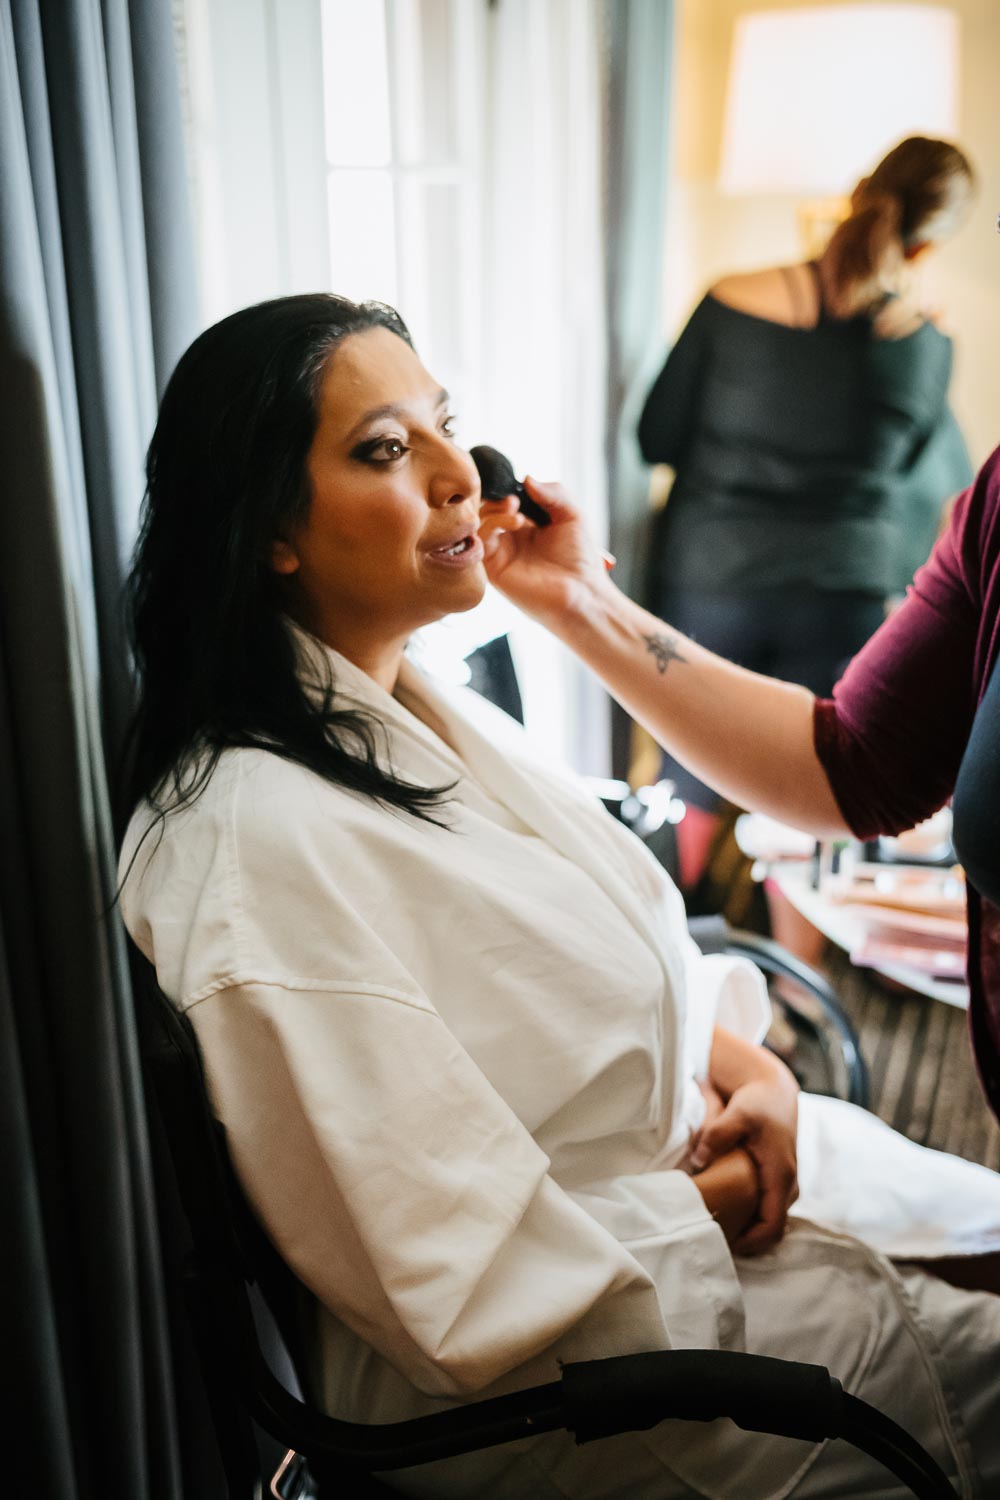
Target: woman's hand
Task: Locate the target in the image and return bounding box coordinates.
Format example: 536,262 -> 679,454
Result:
477,477 -> 611,626
690,1146 -> 760,1246
693,1028 -> 800,1256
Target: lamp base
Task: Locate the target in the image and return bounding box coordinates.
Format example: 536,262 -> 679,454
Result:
797,196 -> 850,258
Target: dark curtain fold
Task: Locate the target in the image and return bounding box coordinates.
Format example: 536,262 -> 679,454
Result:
0,0 -> 202,1493
603,0 -> 674,774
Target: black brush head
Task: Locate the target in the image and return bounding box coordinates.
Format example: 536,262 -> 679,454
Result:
470,444 -> 517,499
470,444 -> 550,526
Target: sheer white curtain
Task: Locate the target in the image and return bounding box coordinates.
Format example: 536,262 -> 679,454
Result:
180,0 -> 611,771
471,0 -> 610,772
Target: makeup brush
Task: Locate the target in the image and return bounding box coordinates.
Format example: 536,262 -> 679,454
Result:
470,445 -> 551,526
470,444 -> 615,569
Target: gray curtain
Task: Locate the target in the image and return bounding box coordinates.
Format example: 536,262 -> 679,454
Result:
603,0 -> 674,773
0,0 -> 203,1493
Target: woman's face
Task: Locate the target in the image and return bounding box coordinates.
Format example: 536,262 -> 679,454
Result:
272,326 -> 484,680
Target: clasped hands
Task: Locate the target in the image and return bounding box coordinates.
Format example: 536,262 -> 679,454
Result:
688,1026 -> 800,1257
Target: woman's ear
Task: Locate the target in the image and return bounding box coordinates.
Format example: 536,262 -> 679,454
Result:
270,538 -> 300,576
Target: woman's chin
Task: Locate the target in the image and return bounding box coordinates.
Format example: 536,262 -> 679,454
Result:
411,565 -> 488,632
440,568 -> 489,616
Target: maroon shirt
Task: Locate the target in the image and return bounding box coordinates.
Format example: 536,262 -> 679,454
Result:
814,443 -> 1000,1121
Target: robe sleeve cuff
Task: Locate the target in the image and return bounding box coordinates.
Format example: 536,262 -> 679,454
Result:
569,1169 -> 746,1354
683,949 -> 772,1079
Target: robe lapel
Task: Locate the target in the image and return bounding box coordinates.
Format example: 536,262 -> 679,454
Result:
403,665 -> 687,989
289,622 -> 685,998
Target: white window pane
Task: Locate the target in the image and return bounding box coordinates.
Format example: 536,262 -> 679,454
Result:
391,0 -> 454,164
397,179 -> 461,377
321,0 -> 391,165
327,171 -> 398,306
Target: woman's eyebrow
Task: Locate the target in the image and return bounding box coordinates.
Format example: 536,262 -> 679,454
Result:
345,388 -> 450,441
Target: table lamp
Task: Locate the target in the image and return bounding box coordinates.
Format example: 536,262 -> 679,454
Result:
718,4 -> 960,256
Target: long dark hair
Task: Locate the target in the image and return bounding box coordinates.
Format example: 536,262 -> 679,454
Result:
823,136 -> 975,319
121,292 -> 454,832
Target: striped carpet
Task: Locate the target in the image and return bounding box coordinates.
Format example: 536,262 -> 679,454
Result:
822,952 -> 1000,1172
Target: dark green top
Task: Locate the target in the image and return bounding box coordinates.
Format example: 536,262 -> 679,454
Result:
638,292 -> 971,597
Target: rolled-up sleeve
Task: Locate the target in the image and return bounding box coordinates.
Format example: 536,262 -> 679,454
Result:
813,459 -> 994,839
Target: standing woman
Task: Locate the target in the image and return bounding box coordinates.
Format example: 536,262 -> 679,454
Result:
638,137 -> 975,888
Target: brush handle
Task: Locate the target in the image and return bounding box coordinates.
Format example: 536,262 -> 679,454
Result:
510,481 -> 552,528
469,443 -> 551,527
471,444 -> 614,566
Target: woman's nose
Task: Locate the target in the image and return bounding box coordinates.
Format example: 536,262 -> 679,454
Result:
429,442 -> 480,507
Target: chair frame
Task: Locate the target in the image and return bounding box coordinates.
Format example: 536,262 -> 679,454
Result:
688,915 -> 870,1108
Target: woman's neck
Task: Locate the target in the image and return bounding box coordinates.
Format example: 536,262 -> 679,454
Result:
288,608 -> 408,693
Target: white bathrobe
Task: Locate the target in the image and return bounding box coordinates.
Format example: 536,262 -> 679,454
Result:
120,628 -> 1000,1499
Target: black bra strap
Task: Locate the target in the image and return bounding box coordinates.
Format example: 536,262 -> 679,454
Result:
781,262 -> 824,328
806,259 -> 827,324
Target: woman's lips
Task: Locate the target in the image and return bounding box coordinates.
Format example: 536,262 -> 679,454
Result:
426,533 -> 484,567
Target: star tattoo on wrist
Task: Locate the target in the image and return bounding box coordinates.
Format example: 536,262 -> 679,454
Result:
643,630 -> 687,675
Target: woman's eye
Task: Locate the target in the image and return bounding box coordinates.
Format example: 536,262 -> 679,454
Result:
359,436 -> 408,464
441,414 -> 458,439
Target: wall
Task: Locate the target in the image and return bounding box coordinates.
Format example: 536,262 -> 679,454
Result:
666,0 -> 1000,467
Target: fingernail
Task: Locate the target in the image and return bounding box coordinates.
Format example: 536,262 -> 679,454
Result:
690,1147 -> 709,1170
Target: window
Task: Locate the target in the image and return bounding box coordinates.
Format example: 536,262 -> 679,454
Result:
179,0 -> 610,771
319,0 -> 486,428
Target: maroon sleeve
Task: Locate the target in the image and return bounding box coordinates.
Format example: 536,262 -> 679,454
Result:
813,455 -> 997,839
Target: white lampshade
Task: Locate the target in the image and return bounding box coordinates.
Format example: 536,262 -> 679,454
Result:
719,5 -> 960,198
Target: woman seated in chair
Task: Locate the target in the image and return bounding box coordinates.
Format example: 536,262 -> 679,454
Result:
119,294 -> 1000,1500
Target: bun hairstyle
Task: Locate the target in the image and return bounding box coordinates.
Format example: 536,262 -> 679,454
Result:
822,136 -> 975,319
